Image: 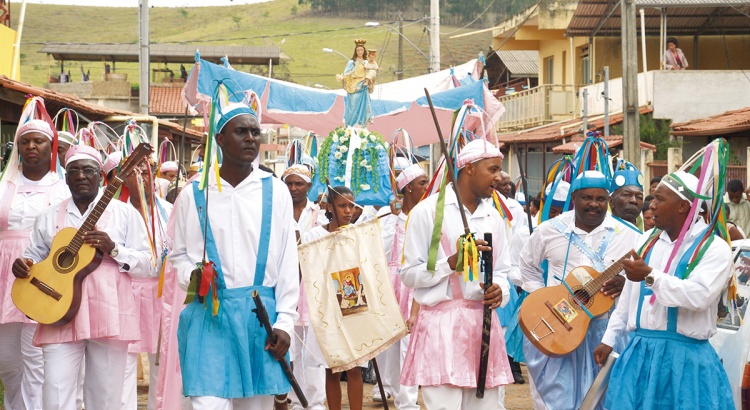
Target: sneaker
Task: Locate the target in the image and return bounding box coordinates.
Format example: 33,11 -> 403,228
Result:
372,390 -> 391,402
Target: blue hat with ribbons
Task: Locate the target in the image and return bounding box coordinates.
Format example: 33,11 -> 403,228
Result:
610,160 -> 644,193
571,170 -> 610,193
216,102 -> 258,134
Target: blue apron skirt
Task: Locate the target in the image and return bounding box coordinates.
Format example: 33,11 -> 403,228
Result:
178,287 -> 290,398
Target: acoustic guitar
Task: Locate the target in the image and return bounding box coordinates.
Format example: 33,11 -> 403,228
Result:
518,253 -> 630,357
11,143 -> 152,326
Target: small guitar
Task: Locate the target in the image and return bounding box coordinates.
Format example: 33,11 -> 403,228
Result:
518,253 -> 630,357
12,143 -> 152,326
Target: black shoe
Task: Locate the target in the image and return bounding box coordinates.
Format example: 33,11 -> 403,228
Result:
513,371 -> 525,384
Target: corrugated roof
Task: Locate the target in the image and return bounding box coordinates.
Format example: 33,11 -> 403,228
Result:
0,75 -> 203,141
566,0 -> 750,36
552,135 -> 657,153
497,106 -> 652,143
494,50 -> 539,77
671,106 -> 750,136
39,43 -> 282,65
150,85 -> 189,115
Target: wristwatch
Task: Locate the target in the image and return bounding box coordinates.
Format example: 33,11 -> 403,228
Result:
644,271 -> 655,287
109,243 -> 120,258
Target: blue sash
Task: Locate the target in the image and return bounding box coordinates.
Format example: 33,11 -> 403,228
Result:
179,175 -> 291,398
550,218 -> 615,272
611,214 -> 642,234
635,233 -> 704,332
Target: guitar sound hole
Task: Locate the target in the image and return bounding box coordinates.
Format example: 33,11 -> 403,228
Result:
54,248 -> 79,274
571,288 -> 591,308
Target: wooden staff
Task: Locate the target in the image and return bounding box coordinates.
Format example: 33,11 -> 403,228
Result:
423,89 -> 470,235
476,232 -> 493,398
251,290 -> 308,408
372,358 -> 390,410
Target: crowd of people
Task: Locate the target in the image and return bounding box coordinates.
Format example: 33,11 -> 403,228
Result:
0,90 -> 738,410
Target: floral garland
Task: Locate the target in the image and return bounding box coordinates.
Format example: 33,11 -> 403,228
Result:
317,126 -> 387,195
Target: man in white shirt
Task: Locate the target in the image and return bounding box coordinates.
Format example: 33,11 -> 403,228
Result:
594,171 -> 733,409
725,179 -> 750,234
156,161 -> 179,199
13,144 -> 152,410
282,155 -> 328,410
519,170 -> 640,410
400,138 -> 513,410
372,157 -> 426,409
609,161 -> 644,232
170,99 -> 299,410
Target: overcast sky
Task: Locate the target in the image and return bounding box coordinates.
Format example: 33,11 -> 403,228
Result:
25,0 -> 269,7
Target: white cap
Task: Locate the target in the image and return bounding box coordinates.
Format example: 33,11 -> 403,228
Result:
456,139 -> 503,169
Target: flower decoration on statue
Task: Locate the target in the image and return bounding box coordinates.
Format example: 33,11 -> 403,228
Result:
316,126 -> 386,195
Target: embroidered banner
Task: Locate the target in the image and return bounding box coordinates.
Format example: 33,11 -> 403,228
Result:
298,218 -> 407,372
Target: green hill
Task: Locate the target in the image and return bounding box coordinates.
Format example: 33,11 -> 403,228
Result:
13,0 -> 492,89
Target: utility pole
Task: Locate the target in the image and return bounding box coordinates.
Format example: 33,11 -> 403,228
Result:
604,66 -> 609,136
397,12 -> 404,81
429,0 -> 440,73
621,0 -> 640,163
10,0 -> 27,81
139,0 -> 150,115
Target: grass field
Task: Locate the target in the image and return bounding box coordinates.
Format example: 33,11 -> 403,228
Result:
12,0 -> 492,89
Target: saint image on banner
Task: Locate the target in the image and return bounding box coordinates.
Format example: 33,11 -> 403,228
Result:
297,218 -> 407,372
331,267 -> 368,316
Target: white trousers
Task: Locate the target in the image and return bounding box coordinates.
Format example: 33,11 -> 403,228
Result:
190,395 -> 273,410
0,322 -> 44,410
422,385 -> 506,410
378,334 -> 419,410
289,325 -> 326,410
42,339 -> 129,410
122,352 -> 157,410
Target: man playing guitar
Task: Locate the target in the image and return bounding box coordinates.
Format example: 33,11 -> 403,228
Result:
12,144 -> 151,410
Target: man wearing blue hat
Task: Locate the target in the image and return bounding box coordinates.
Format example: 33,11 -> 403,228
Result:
171,97 -> 299,410
609,161 -> 645,231
519,170 -> 641,410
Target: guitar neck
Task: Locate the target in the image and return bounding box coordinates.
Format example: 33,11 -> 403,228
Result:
585,253 -> 630,293
68,178 -> 123,253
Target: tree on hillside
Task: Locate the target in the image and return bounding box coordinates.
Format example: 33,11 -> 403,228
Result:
232,15 -> 242,30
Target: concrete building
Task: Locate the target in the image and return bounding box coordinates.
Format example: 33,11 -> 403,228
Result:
480,0 -> 750,188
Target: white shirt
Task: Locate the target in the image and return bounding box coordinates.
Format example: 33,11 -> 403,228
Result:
2,173 -> 70,231
129,195 -> 173,273
155,177 -> 171,199
509,228 -> 531,287
302,225 -> 328,244
294,200 -> 327,237
503,194 -> 529,238
601,221 -> 733,346
519,211 -> 640,294
170,170 -> 300,335
24,191 -> 152,278
400,184 -> 511,307
376,207 -> 407,263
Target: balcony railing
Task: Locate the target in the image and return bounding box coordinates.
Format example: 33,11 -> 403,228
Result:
496,84 -> 581,131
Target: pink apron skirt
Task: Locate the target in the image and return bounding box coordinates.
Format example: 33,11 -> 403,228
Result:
129,277 -> 161,354
389,262 -> 414,320
0,230 -> 33,324
400,296 -> 513,388
34,258 -> 140,346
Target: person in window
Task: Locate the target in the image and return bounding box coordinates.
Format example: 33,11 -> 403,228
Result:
663,37 -> 688,70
